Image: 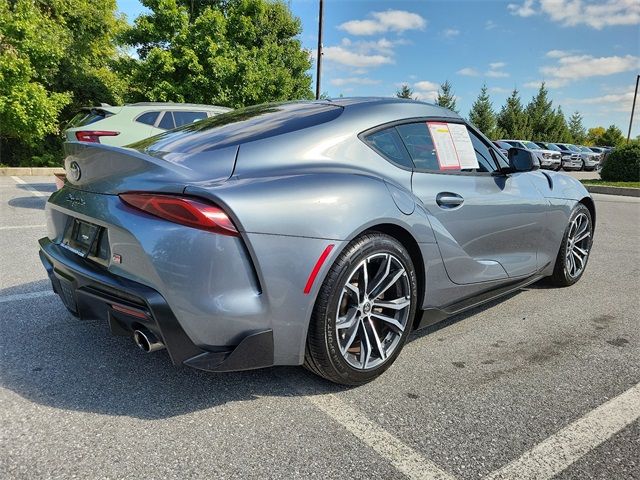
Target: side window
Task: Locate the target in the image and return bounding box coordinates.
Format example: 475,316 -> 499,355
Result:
466,129 -> 499,172
396,123 -> 439,171
136,111 -> 160,126
174,111 -> 208,127
363,128 -> 413,169
158,111 -> 175,130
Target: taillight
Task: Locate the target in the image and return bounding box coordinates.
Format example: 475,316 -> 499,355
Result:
119,193 -> 239,236
75,130 -> 120,143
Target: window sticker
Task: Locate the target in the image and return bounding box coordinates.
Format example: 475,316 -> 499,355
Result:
427,122 -> 460,170
447,123 -> 479,169
426,122 -> 480,171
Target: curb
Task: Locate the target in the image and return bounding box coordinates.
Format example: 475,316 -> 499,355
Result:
584,185 -> 640,197
0,167 -> 65,176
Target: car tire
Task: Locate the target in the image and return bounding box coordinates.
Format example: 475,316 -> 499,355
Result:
579,160 -> 585,171
304,232 -> 418,385
548,203 -> 593,287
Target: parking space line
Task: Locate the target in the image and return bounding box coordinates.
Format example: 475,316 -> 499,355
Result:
11,176 -> 50,198
0,291 -> 56,304
484,382 -> 640,480
307,393 -> 456,480
0,224 -> 46,231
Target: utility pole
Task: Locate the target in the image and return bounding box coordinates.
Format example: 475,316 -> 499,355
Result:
315,0 -> 324,100
627,74 -> 639,143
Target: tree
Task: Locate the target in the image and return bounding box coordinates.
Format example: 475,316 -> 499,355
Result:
396,84 -> 415,99
0,0 -> 127,166
586,126 -> 606,146
468,84 -> 496,139
496,89 -> 531,139
121,0 -> 313,108
548,106 -> 572,143
525,82 -> 555,141
435,80 -> 458,112
598,125 -> 625,147
568,111 -> 586,144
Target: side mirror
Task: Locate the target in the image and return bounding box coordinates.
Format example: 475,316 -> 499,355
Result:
507,147 -> 540,172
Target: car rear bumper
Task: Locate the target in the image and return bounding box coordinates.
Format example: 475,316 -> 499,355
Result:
39,237 -> 274,372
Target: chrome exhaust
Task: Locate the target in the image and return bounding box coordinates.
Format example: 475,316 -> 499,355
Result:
133,329 -> 165,353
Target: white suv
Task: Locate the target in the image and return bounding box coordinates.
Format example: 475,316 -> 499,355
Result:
65,102 -> 231,146
497,139 -> 562,170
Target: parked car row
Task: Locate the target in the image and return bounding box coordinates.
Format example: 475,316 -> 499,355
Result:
492,139 -> 611,171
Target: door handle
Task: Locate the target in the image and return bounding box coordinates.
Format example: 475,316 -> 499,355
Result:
436,192 -> 464,208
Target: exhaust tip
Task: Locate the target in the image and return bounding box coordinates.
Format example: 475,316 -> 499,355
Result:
133,329 -> 165,353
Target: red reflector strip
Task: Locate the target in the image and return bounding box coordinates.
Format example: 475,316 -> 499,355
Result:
303,244 -> 335,294
111,303 -> 148,319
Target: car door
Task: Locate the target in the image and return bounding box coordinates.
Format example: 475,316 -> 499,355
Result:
398,120 -> 548,284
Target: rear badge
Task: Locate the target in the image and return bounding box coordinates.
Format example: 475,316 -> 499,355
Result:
68,161 -> 81,182
112,254 -> 122,264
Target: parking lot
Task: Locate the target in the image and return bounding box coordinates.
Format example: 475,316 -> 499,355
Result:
1,174 -> 638,479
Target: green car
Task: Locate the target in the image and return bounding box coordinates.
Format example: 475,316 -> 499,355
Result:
65,102 -> 231,146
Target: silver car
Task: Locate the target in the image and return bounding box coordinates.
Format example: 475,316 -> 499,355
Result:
577,146 -> 601,171
39,99 -> 595,385
498,139 -> 562,170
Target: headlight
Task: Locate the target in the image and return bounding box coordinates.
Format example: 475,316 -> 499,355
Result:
543,153 -> 551,159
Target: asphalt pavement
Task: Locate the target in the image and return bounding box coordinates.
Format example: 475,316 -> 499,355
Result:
1,175 -> 638,479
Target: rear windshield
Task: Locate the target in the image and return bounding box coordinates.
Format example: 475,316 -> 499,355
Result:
67,108 -> 112,128
130,102 -> 343,154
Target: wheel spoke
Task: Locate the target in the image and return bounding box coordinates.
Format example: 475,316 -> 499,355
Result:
373,297 -> 411,311
574,245 -> 588,257
371,311 -> 405,333
336,307 -> 358,330
359,322 -> 372,368
340,319 -> 360,355
572,250 -> 585,269
371,268 -> 405,300
367,318 -> 387,361
344,282 -> 360,304
567,251 -> 576,275
360,261 -> 369,300
368,254 -> 391,296
574,231 -> 590,242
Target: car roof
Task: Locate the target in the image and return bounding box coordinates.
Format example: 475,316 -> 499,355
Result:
328,97 -> 462,118
124,102 -> 231,111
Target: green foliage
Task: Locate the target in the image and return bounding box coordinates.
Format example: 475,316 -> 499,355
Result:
396,84 -> 415,99
525,83 -> 556,141
496,89 -> 531,139
600,144 -> 640,182
598,124 -> 626,147
568,111 -> 586,144
586,126 -> 606,145
121,0 -> 313,108
435,80 -> 457,112
548,106 -> 573,143
0,0 -> 126,166
468,84 -> 496,139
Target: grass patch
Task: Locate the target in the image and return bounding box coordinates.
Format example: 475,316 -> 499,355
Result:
581,180 -> 640,189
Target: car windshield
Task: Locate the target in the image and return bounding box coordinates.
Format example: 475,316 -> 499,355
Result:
131,102 -> 343,154
579,146 -> 592,152
543,143 -> 561,151
522,141 -> 540,150
566,144 -> 581,152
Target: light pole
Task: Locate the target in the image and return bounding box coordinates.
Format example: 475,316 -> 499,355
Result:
628,74 -> 639,143
315,0 -> 324,100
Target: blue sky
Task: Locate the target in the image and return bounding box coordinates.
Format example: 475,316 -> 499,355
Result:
117,0 -> 640,136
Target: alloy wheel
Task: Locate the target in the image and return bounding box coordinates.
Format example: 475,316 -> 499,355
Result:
335,253 -> 412,370
565,212 -> 591,278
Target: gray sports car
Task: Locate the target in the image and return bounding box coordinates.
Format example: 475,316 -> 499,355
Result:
39,98 -> 595,385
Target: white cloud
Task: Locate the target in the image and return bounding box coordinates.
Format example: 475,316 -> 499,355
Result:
412,81 -> 440,102
563,85 -> 636,113
330,77 -> 381,87
490,86 -> 512,93
457,67 -> 480,76
540,54 -> 639,86
320,46 -> 393,68
443,28 -> 460,37
339,10 -> 426,36
508,0 -> 537,17
340,37 -> 409,56
546,49 -> 572,58
485,20 -> 498,30
457,62 -> 509,78
509,0 -> 640,29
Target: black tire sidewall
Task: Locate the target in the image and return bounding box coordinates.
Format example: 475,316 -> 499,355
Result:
554,204 -> 593,286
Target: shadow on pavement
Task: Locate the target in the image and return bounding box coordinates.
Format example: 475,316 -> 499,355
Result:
0,281 -> 343,420
7,196 -> 47,210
